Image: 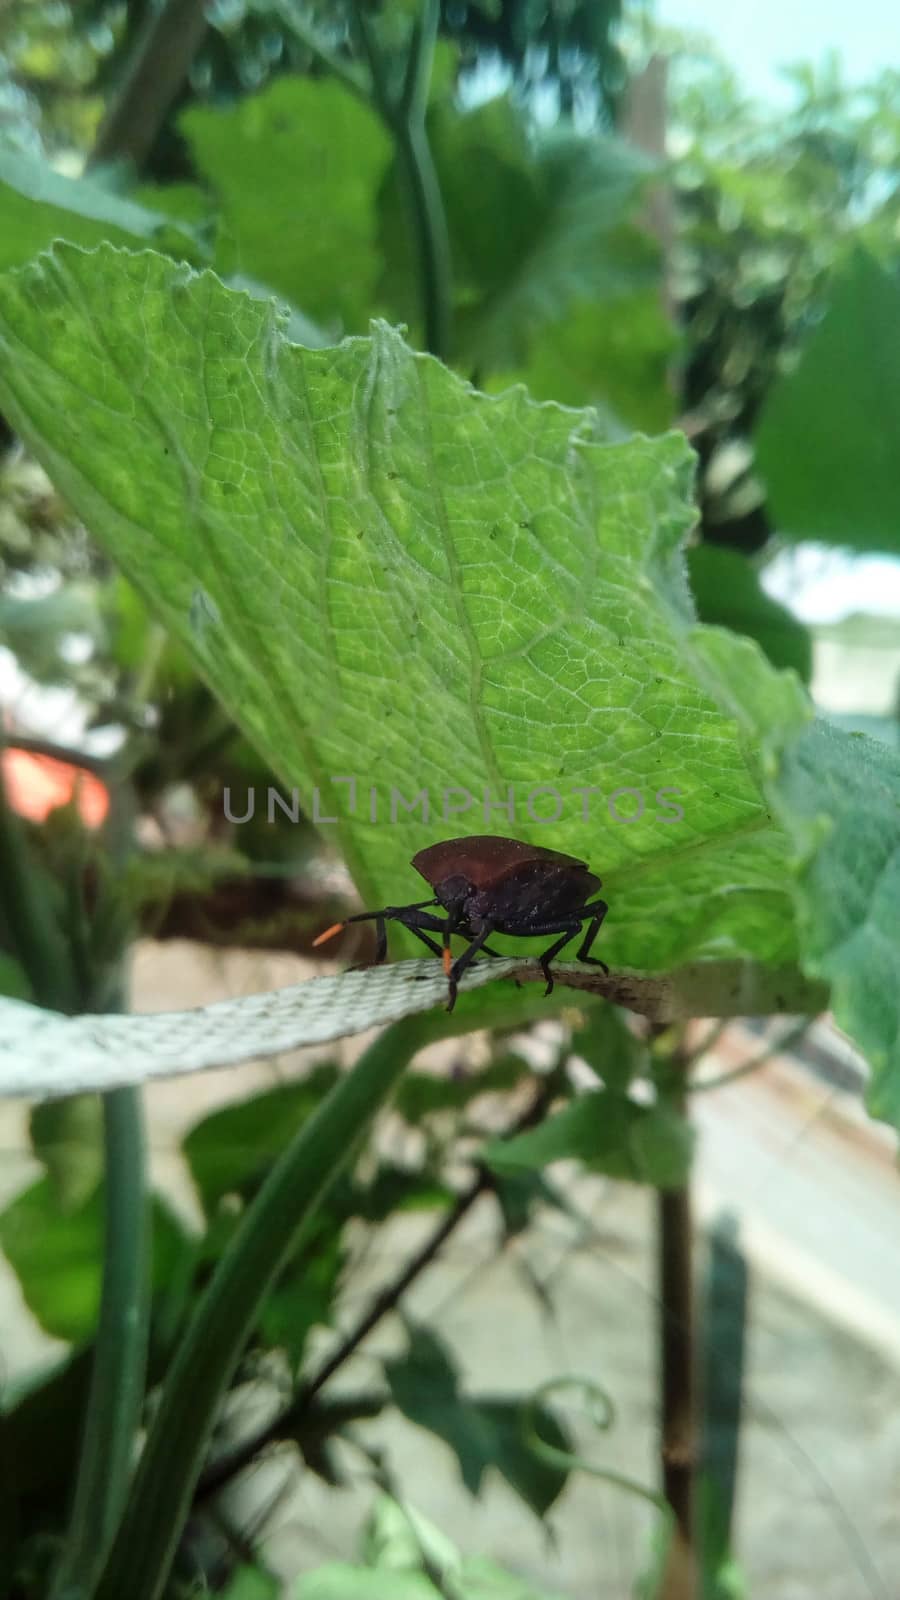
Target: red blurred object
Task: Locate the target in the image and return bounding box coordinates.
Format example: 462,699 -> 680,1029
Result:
1,746 -> 109,829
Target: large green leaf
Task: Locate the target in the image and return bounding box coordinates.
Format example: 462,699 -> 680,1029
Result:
180,76 -> 392,333
769,719 -> 900,1126
754,249 -> 900,553
0,244 -> 815,987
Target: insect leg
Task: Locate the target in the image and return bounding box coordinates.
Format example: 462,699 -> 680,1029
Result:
576,899 -> 610,975
446,922 -> 497,1013
398,924 -> 444,958
534,923 -> 583,996
325,900 -> 439,967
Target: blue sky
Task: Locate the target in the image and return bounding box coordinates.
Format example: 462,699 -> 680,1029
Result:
656,0 -> 892,103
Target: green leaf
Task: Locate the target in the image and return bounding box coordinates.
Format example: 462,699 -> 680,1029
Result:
183,1067 -> 340,1215
295,1569 -> 437,1600
219,1566 -> 280,1600
298,1516 -> 569,1598
0,148 -> 206,272
767,719 -> 900,1128
451,116 -> 659,372
687,546 -> 812,683
386,1325 -> 570,1519
378,97 -> 660,375
285,1392 -> 386,1487
488,288 -> 678,431
0,1178 -> 189,1343
180,76 -> 392,331
754,249 -> 900,553
394,1052 -> 528,1123
571,1003 -> 645,1094
29,1093 -> 103,1210
486,1089 -> 694,1189
355,1163 -> 454,1219
258,1219 -> 345,1366
0,243 -> 816,986
0,953 -> 30,1001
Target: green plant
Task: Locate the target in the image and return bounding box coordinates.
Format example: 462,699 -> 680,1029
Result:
0,7 -> 898,1599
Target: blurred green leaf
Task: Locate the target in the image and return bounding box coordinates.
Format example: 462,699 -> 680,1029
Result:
258,1217 -> 345,1367
183,1066 -> 340,1215
571,1003 -> 645,1094
0,148 -> 206,272
219,1567 -> 280,1600
394,1053 -> 527,1123
386,1325 -> 570,1519
488,288 -> 678,430
378,96 -> 660,377
298,1507 -> 569,1598
755,249 -> 900,553
687,546 -> 812,683
0,954 -> 30,1001
355,1163 -> 454,1220
29,1094 -> 103,1211
296,1570 -> 436,1600
181,76 -> 392,331
0,1178 -> 190,1343
769,719 -> 900,1129
457,127 -> 658,373
486,1089 -> 694,1189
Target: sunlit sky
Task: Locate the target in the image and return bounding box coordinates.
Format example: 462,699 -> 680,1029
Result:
655,0 -> 892,103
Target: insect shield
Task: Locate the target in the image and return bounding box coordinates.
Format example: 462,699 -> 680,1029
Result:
314,834 -> 609,1012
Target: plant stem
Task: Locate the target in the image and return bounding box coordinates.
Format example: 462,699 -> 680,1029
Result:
350,0 -> 453,360
657,1041 -> 697,1599
90,0 -> 208,171
195,1070 -> 561,1504
92,1013 -> 432,1600
51,1086 -> 151,1600
395,118 -> 453,360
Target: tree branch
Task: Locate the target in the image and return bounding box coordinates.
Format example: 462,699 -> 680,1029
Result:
90,0 -> 209,172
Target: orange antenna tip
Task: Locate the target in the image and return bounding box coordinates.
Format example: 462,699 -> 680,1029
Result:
313,921 -> 346,948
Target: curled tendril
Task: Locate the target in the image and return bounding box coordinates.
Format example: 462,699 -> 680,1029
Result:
521,1375 -> 673,1519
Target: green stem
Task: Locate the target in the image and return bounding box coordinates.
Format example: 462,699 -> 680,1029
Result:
395,117 -> 453,360
52,1087 -> 151,1600
92,1013 -> 431,1600
350,0 -> 452,360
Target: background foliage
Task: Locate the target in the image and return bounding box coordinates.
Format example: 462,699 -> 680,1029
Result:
0,3 -> 899,1598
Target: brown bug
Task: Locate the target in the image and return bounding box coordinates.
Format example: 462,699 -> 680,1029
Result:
313,834 -> 609,1012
